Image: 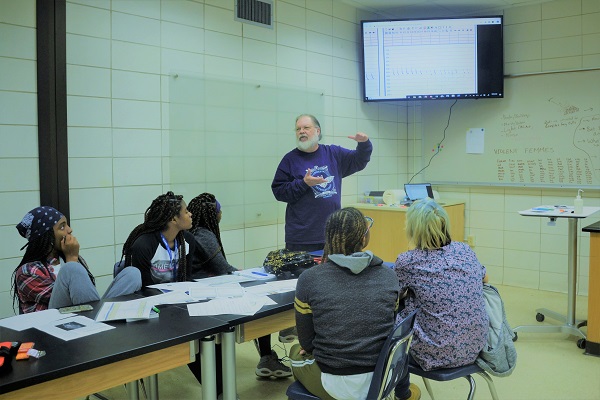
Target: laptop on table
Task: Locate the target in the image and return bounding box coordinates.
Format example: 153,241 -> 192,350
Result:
403,183 -> 434,206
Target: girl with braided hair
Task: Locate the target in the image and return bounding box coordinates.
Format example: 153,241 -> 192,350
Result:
187,192 -> 237,278
12,206 -> 141,314
122,191 -> 197,287
290,207 -> 400,400
187,193 -> 292,380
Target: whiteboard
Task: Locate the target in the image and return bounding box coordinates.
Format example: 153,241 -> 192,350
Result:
421,69 -> 600,188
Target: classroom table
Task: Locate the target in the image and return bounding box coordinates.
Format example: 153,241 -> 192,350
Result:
0,296 -> 227,400
135,280 -> 298,400
514,206 -> 600,348
582,220 -> 600,356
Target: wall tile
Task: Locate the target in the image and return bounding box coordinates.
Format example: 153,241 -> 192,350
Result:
0,58 -> 36,92
68,157 -> 113,188
162,21 -> 205,53
66,2 -> 110,38
277,23 -> 306,50
161,0 -> 204,28
0,159 -> 38,191
112,99 -> 161,129
112,41 -> 161,74
0,92 -> 36,125
503,267 -> 539,289
112,0 -> 160,19
72,216 -> 115,248
113,157 -> 163,186
245,224 -> 278,250
67,34 -> 111,68
0,191 -> 39,226
0,125 -> 37,157
204,4 -> 242,36
67,96 -> 111,127
277,1 -> 305,29
113,185 -> 164,215
542,36 -> 582,58
306,9 -> 332,35
542,0 -> 581,19
0,0 -> 35,26
70,188 -> 114,219
67,65 -> 111,97
69,127 -> 112,157
0,24 -> 35,59
112,71 -> 160,101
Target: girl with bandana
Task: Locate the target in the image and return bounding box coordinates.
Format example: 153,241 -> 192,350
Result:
11,206 -> 141,314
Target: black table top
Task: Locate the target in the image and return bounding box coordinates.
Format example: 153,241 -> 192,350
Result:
0,295 -> 227,394
583,220 -> 600,233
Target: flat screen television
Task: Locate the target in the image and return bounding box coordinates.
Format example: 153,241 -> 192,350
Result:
361,16 -> 503,101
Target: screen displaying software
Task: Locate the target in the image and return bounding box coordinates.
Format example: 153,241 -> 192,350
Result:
362,17 -> 503,101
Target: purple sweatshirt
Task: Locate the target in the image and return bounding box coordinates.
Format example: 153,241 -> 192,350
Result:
271,140 -> 372,245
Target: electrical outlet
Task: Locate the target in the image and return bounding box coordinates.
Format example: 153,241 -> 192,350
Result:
467,235 -> 475,247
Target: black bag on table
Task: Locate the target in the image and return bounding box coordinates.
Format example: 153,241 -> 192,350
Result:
263,249 -> 317,278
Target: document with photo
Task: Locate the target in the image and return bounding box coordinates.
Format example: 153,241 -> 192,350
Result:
37,315 -> 114,341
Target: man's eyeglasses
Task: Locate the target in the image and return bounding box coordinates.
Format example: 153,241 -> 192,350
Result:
364,216 -> 374,236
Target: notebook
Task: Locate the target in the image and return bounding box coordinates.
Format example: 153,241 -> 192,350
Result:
404,183 -> 434,202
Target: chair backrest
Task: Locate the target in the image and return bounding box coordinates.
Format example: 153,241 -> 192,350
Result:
366,309 -> 418,400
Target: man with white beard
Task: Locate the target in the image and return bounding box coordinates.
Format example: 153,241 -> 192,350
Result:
271,114 -> 372,252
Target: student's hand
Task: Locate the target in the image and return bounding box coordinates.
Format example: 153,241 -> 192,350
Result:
303,169 -> 327,187
61,234 -> 80,262
299,348 -> 306,355
348,132 -> 369,142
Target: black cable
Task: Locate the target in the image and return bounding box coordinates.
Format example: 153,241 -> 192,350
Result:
408,99 -> 458,184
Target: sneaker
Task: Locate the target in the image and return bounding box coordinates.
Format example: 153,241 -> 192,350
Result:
278,326 -> 298,343
255,350 -> 292,378
394,383 -> 421,400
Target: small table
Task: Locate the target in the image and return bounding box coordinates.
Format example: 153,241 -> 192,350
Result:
582,220 -> 600,356
514,206 -> 600,347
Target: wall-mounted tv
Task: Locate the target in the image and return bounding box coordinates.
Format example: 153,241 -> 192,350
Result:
361,16 -> 503,101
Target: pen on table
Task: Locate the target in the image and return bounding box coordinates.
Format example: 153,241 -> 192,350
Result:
152,306 -> 160,314
252,271 -> 268,276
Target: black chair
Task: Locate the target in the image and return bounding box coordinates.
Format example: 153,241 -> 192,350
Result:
286,309 -> 418,400
408,362 -> 499,400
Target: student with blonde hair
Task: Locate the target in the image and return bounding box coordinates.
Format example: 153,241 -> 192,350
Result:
393,197 -> 489,400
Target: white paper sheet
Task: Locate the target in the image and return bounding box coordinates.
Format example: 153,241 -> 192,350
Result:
187,295 -> 270,316
188,284 -> 244,300
193,274 -> 254,286
466,128 -> 485,154
0,309 -> 75,331
95,299 -> 154,322
243,279 -> 298,296
37,315 -> 115,341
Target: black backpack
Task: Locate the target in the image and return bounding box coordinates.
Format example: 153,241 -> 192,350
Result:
263,249 -> 317,278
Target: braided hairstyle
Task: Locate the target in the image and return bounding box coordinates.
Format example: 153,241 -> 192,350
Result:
322,207 -> 368,262
11,228 -> 95,313
121,191 -> 190,281
187,192 -> 225,260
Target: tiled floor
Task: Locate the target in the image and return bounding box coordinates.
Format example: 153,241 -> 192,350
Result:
88,284 -> 600,400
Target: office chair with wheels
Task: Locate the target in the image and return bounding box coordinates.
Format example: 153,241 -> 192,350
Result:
286,309 -> 418,400
408,362 -> 500,400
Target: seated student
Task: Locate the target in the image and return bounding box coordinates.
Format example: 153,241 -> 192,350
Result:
290,207 -> 400,400
121,192 -> 227,396
11,206 -> 141,314
187,193 -> 291,379
121,191 -> 197,287
393,198 -> 489,400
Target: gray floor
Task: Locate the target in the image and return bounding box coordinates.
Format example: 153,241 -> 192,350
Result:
86,284 -> 600,400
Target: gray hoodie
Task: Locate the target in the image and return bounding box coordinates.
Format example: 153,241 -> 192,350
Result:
294,251 -> 400,375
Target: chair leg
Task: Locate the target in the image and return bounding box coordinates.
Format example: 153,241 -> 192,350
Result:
463,375 -> 477,400
477,372 -> 500,400
421,377 -> 435,400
